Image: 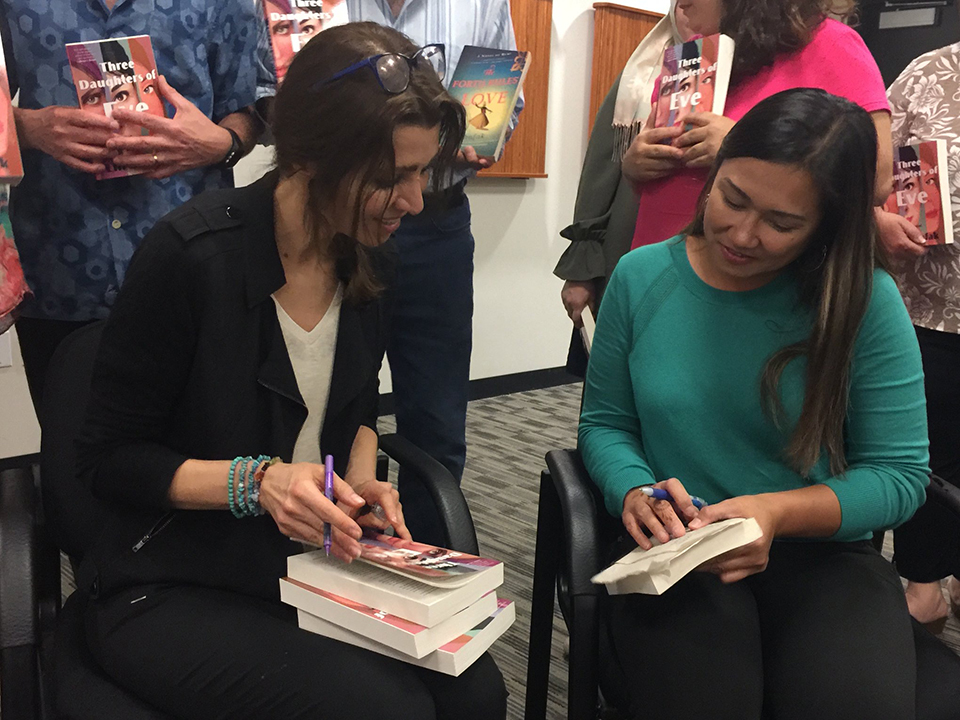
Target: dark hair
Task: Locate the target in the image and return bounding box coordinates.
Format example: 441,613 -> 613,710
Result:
687,88 -> 879,476
720,0 -> 856,81
272,22 -> 465,303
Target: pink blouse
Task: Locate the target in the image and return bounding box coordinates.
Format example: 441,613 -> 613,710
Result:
631,19 -> 890,250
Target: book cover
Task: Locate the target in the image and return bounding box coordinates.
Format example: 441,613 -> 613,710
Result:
297,597 -> 516,676
448,45 -> 530,162
358,530 -> 503,588
884,139 -> 954,245
579,306 -> 596,356
264,0 -> 349,84
287,549 -> 504,627
64,35 -> 164,180
591,517 -> 763,595
0,41 -> 22,185
280,577 -> 498,658
652,33 -> 735,129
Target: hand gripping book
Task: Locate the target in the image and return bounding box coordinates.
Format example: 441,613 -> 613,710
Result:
286,533 -> 504,627
592,517 -> 763,595
651,33 -> 735,129
263,0 -> 349,84
64,35 -> 164,180
884,139 -> 954,245
0,41 -> 22,185
449,45 -> 530,162
280,577 -> 498,658
296,597 -> 516,677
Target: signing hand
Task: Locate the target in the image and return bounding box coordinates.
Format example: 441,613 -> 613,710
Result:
622,125 -> 685,185
560,279 -> 596,328
875,207 -> 927,262
457,145 -> 492,170
675,113 -> 735,169
349,478 -> 412,541
688,494 -> 778,583
15,106 -> 119,174
258,461 -> 366,563
106,76 -> 233,179
622,478 -> 701,550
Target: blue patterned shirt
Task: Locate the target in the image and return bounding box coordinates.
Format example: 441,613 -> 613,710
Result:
2,0 -> 258,321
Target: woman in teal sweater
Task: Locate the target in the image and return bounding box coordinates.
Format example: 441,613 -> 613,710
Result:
579,88 -> 929,720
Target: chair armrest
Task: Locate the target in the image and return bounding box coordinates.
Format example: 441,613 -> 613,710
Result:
377,434 -> 479,556
929,474 -> 960,519
0,466 -> 42,651
544,449 -> 604,598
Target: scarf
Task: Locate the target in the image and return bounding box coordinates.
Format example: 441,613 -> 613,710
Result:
612,0 -> 683,160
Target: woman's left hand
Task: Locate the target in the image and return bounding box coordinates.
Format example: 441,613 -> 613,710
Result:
674,113 -> 735,169
348,478 -> 412,541
687,494 -> 782,583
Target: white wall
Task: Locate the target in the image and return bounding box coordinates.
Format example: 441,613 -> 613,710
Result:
0,0 -> 669,458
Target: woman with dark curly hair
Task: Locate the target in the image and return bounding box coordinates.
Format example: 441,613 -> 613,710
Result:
621,0 -> 893,251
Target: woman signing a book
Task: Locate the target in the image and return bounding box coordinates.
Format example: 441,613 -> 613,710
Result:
579,89 -> 929,720
75,23 -> 506,720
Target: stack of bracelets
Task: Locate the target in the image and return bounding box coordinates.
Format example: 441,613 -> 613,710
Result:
228,455 -> 280,518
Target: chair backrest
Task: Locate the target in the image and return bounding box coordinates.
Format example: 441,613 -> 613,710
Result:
39,321 -> 108,562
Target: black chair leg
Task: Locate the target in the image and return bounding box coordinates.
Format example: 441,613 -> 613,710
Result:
569,594 -> 601,720
525,471 -> 563,720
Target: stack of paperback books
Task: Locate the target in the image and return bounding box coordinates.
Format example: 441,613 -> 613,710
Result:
281,531 -> 514,676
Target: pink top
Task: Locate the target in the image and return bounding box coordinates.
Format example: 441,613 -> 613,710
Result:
631,19 -> 890,250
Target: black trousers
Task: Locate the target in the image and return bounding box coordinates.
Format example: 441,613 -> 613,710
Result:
604,541 -> 916,720
894,326 -> 960,582
15,316 -> 95,418
86,584 -> 507,720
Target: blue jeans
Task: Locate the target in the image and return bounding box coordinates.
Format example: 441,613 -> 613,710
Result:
388,194 -> 473,546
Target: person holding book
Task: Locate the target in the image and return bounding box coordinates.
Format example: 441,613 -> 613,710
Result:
76,24 -> 506,720
879,42 -> 960,629
618,0 -> 893,254
555,0 -> 692,375
0,0 -> 263,416
579,89 -> 929,719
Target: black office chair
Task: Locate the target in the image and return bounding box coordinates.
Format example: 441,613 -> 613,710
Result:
525,448 -> 960,720
0,321 -> 479,720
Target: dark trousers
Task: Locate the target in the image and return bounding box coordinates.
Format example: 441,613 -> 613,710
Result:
894,326 -> 960,582
15,316 -> 95,418
604,541 -> 916,720
388,192 -> 473,546
86,583 -> 507,720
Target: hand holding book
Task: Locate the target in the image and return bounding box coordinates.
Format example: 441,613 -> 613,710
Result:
105,76 -> 234,179
622,125 -> 684,185
674,112 -> 736,169
15,106 -> 119,175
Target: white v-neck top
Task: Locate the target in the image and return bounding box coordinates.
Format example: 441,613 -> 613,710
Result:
272,285 -> 343,464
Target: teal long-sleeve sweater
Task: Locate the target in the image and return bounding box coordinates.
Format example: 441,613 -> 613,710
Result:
579,239 -> 930,542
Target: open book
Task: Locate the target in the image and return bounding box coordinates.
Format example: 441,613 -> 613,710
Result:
592,517 -> 762,595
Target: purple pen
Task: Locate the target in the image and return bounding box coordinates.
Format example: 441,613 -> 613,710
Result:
640,486 -> 708,510
324,455 -> 334,556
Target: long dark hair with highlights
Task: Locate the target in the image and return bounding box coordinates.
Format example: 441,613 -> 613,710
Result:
272,22 -> 465,303
720,0 -> 856,82
687,88 -> 879,476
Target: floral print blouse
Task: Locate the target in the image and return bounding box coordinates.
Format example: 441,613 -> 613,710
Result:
888,43 -> 960,333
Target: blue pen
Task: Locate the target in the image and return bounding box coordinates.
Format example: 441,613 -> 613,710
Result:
324,455 -> 334,556
640,486 -> 708,510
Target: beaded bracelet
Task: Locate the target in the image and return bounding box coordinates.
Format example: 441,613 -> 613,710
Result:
228,455 -> 272,518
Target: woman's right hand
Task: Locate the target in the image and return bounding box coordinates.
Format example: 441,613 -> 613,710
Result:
259,461 -> 366,563
621,126 -> 685,186
561,279 -> 595,328
622,477 -> 701,550
875,207 -> 927,261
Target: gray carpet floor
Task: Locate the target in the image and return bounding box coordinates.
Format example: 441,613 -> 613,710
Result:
60,382 -> 960,720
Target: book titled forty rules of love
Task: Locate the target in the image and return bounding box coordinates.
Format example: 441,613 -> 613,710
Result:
448,45 -> 530,163
592,517 -> 763,595
282,530 -> 512,676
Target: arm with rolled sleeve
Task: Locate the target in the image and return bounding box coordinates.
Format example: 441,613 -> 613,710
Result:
578,263 -> 657,517
821,272 -> 930,540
